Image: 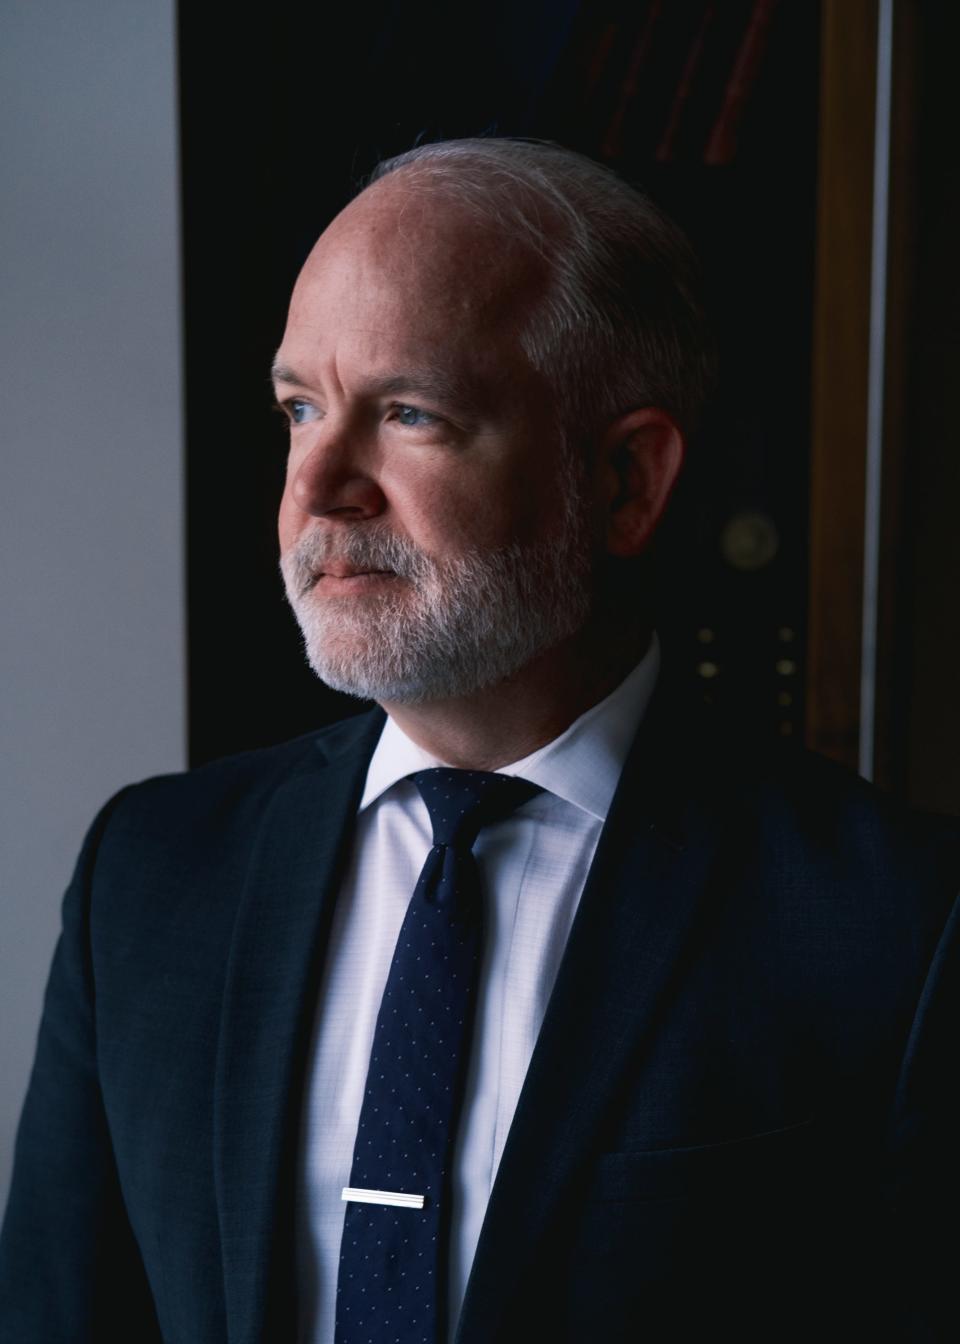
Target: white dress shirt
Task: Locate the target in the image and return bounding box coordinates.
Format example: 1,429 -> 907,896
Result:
295,635 -> 660,1342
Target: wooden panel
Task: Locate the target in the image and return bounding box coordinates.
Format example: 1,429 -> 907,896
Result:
806,0 -> 877,768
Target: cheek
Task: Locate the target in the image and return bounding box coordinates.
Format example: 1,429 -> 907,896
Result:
387,451 -> 554,551
391,477 -> 525,553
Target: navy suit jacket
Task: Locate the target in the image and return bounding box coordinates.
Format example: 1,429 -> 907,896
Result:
2,676 -> 959,1342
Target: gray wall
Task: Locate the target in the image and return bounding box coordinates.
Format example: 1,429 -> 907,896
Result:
0,1 -> 185,1208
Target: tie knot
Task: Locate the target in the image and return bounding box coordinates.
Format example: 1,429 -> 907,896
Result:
410,767 -> 541,850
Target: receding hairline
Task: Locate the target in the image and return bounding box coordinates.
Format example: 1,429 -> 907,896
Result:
294,164 -> 556,321
364,141 -> 573,255
346,160 -> 561,278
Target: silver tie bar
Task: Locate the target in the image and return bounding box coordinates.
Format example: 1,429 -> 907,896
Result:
341,1186 -> 425,1210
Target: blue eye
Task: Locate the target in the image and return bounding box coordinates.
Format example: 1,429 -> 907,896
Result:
393,404 -> 437,428
288,398 -> 318,425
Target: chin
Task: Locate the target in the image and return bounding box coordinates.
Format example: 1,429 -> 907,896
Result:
301,627 -> 571,706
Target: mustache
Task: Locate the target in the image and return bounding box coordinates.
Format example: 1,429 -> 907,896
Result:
283,527 -> 432,597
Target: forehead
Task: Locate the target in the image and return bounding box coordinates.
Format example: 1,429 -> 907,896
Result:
279,176 -> 548,390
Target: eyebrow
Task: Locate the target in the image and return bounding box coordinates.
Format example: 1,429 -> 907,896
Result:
270,360 -> 482,416
270,361 -> 309,389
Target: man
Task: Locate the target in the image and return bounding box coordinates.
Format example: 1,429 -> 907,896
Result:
1,139 -> 958,1343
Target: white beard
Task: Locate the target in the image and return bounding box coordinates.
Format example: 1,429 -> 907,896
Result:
280,488 -> 595,705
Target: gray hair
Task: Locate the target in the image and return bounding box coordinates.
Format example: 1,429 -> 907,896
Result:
367,138 -> 715,443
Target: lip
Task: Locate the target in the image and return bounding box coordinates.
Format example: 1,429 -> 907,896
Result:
321,567 -> 394,580
310,569 -> 397,593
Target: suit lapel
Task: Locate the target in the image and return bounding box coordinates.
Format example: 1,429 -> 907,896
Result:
455,681 -> 725,1343
213,708 -> 385,1344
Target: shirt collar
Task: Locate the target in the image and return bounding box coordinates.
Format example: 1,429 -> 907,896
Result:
359,632 -> 660,824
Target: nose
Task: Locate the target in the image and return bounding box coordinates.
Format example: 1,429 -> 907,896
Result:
287,425 -> 387,521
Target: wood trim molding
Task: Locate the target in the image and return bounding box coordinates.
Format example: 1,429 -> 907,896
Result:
806,0 -> 878,768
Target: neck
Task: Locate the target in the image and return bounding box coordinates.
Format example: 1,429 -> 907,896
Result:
379,619 -> 653,771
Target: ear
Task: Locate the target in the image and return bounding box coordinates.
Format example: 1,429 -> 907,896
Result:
597,407 -> 686,558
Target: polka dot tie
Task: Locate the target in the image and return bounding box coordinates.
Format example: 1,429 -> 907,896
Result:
334,768 -> 542,1344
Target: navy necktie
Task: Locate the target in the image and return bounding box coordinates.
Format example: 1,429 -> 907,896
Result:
335,767 -> 542,1344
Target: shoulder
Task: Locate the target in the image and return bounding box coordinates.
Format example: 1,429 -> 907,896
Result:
657,679 -> 960,854
89,707 -> 386,866
743,735 -> 959,878
634,680 -> 960,927
703,716 -> 960,931
60,707 -> 386,955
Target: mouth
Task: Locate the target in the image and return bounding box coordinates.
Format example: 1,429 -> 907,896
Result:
321,567 -> 395,580
307,568 -> 398,594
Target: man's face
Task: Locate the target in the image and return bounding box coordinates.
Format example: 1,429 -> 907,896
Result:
274,177 -> 599,703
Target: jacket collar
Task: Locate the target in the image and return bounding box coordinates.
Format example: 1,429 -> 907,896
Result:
213,706 -> 384,1344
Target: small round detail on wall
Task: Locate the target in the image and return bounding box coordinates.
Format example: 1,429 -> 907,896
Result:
720,511 -> 780,571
